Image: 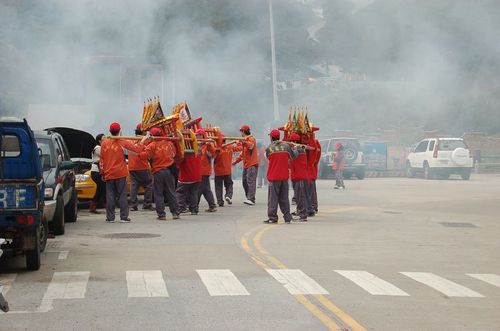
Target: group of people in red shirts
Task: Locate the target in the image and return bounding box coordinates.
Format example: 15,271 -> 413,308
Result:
95,121 -> 322,224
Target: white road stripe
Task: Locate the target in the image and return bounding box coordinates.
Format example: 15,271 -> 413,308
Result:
401,272 -> 484,297
334,270 -> 409,296
266,269 -> 329,295
126,270 -> 169,298
196,269 -> 250,296
58,251 -> 69,260
0,274 -> 17,294
39,271 -> 90,312
467,274 -> 500,288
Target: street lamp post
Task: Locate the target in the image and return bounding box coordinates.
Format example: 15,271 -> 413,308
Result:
269,0 -> 279,122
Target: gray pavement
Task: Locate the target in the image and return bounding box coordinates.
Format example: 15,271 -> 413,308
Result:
1,175 -> 499,330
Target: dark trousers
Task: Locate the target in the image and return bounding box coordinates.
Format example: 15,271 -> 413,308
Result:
214,175 -> 233,206
91,171 -> 106,206
169,164 -> 179,189
243,165 -> 258,202
268,180 -> 291,222
198,175 -> 216,209
309,180 -> 318,212
105,177 -> 128,221
176,182 -> 200,212
153,168 -> 179,217
257,165 -> 268,187
129,170 -> 153,208
335,169 -> 345,188
293,180 -> 309,219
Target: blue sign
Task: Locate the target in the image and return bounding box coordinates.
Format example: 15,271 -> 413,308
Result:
0,185 -> 36,209
363,142 -> 388,170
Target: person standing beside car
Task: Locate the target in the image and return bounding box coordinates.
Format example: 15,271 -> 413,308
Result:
89,133 -> 105,214
128,124 -> 154,211
333,142 -> 346,189
100,122 -> 146,223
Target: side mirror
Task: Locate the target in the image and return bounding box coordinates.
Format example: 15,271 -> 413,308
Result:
60,160 -> 75,171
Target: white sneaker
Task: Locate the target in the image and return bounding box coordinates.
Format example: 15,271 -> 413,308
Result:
225,197 -> 232,205
243,199 -> 255,206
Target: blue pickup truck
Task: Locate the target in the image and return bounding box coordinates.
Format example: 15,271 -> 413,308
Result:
0,118 -> 47,270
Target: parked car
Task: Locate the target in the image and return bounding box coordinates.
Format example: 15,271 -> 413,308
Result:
406,138 -> 473,180
34,130 -> 77,235
319,137 -> 366,179
1,118 -> 47,270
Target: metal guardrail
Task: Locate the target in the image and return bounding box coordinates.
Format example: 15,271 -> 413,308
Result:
0,238 -> 10,312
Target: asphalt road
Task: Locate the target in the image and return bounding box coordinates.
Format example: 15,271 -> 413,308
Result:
1,174 -> 499,331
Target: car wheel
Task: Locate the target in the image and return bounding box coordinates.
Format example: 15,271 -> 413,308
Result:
26,227 -> 41,271
406,162 -> 415,178
423,162 -> 432,180
461,169 -> 471,180
65,190 -> 78,223
356,168 -> 365,180
52,195 -> 65,235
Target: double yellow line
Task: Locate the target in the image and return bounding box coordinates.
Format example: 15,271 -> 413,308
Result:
241,225 -> 367,331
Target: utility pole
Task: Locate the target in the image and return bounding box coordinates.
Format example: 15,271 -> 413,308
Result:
269,0 -> 279,121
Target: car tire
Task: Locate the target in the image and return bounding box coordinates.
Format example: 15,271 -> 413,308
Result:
461,169 -> 471,180
52,195 -> 65,235
356,168 -> 365,180
406,162 -> 415,178
423,162 -> 432,180
26,227 -> 41,271
65,190 -> 78,223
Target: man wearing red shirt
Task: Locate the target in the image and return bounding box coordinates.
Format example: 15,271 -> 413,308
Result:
140,127 -> 180,220
290,133 -> 309,222
176,150 -> 202,215
197,129 -> 217,212
128,123 -> 153,211
100,122 -> 145,223
214,136 -> 234,207
264,129 -> 297,224
233,125 -> 259,205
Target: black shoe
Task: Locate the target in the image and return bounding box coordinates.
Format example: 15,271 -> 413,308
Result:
157,215 -> 167,221
263,219 -> 278,224
172,214 -> 180,220
218,203 -> 224,207
205,207 -> 217,213
130,206 -> 138,211
308,212 -> 316,217
120,218 -> 131,223
106,219 -> 116,223
291,211 -> 299,216
285,220 -> 291,224
142,205 -> 154,211
191,211 -> 198,215
225,197 -> 232,205
179,208 -> 189,214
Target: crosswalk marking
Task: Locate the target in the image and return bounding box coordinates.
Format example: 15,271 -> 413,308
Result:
467,274 -> 500,288
267,269 -> 329,295
0,274 -> 17,294
334,270 -> 409,296
401,272 -> 484,297
43,271 -> 90,300
197,269 -> 250,296
126,270 -> 169,298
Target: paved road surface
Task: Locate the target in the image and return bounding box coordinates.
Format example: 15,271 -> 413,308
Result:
1,175 -> 499,330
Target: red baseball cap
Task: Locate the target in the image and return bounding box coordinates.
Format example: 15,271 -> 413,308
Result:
290,133 -> 301,142
240,125 -> 250,132
109,122 -> 121,133
136,123 -> 142,130
150,127 -> 162,136
269,129 -> 280,139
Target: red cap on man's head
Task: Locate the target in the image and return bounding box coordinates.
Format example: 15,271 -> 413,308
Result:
240,125 -> 250,132
109,122 -> 121,133
150,127 -> 162,136
335,141 -> 342,149
290,133 -> 301,142
136,123 -> 142,130
269,129 -> 280,139
195,128 -> 206,136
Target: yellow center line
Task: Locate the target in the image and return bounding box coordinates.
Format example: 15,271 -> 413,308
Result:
243,224 -> 367,331
241,227 -> 342,330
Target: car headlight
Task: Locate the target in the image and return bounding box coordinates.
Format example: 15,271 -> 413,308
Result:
44,188 -> 54,199
76,174 -> 91,182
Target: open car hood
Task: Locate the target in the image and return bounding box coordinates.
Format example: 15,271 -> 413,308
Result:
45,127 -> 96,159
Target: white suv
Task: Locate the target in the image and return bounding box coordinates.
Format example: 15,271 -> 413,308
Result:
406,138 -> 473,180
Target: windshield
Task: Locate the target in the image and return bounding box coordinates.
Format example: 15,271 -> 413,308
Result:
37,138 -> 54,169
438,140 -> 467,151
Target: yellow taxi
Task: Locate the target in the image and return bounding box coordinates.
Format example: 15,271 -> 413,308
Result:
76,169 -> 145,201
